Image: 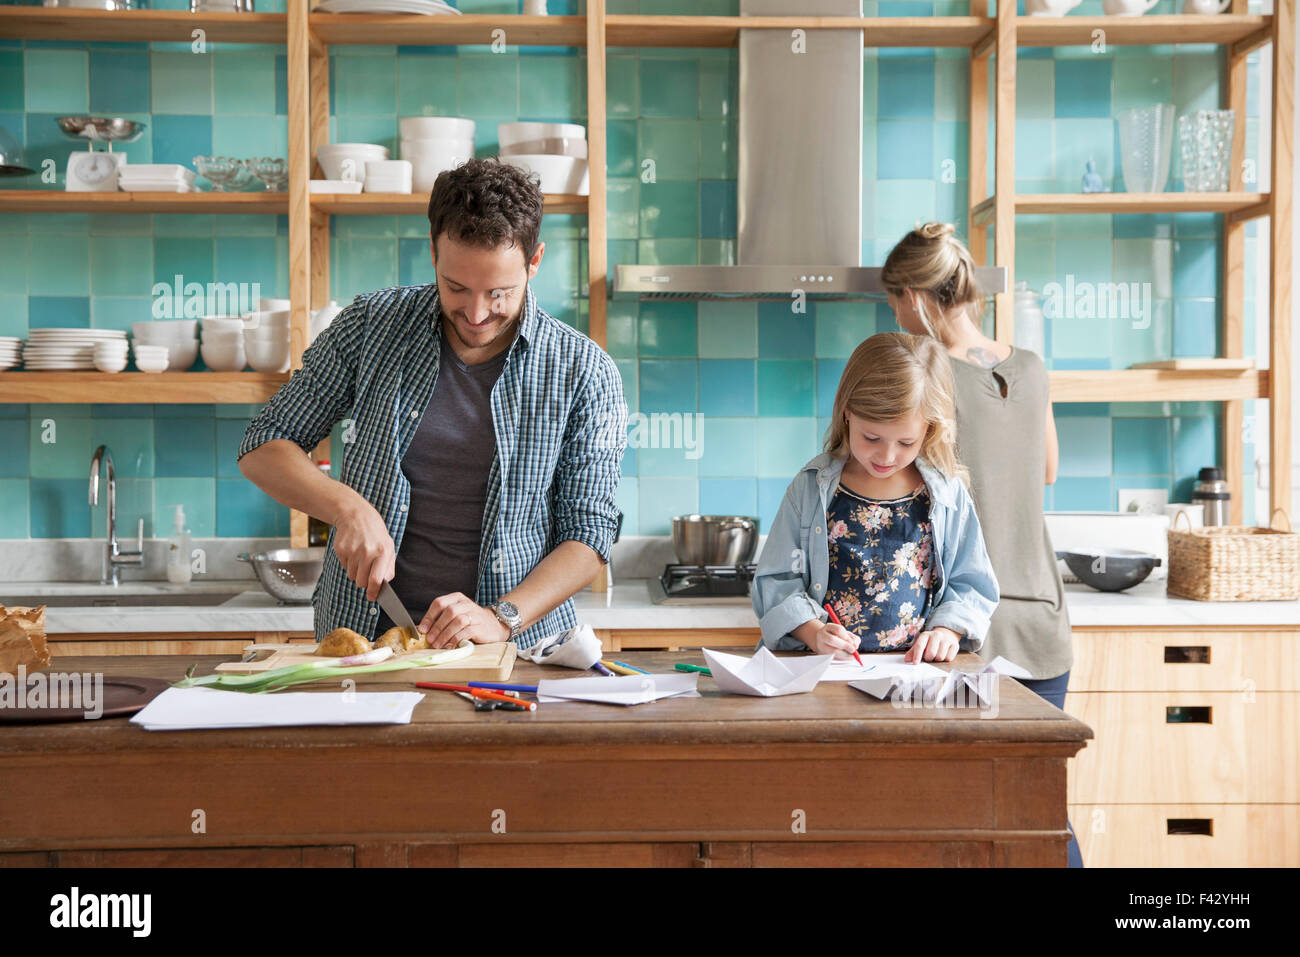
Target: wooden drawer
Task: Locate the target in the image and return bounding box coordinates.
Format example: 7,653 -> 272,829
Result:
1065,692 -> 1300,803
1070,628 -> 1300,692
1068,804 -> 1300,867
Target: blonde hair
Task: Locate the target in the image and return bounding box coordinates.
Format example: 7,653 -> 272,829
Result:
824,332 -> 969,487
880,222 -> 984,341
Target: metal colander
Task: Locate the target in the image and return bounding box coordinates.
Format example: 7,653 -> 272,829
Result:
237,548 -> 326,604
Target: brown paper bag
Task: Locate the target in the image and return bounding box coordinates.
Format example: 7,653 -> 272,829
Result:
0,604 -> 51,676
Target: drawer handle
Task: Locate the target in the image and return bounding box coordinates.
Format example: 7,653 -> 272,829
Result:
1167,819 -> 1214,836
1166,706 -> 1212,723
1164,645 -> 1211,664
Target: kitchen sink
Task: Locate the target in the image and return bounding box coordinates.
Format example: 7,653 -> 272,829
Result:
1,593 -> 249,608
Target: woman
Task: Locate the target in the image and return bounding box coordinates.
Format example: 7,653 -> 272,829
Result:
881,222 -> 1082,868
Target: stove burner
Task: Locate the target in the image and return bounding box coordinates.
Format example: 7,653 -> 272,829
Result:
659,563 -> 756,598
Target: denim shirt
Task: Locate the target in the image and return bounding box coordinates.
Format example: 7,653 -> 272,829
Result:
751,452 -> 1000,653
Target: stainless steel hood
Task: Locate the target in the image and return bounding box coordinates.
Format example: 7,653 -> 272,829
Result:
613,0 -> 1006,301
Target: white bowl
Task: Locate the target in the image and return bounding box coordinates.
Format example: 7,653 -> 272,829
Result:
93,352 -> 128,373
400,140 -> 475,193
317,144 -> 389,183
132,320 -> 198,342
244,333 -> 290,373
258,298 -> 291,312
309,180 -> 363,194
499,136 -> 588,159
242,310 -> 290,332
134,354 -> 170,373
201,316 -> 246,334
499,154 -> 589,195
400,116 -> 475,142
200,337 -> 247,372
498,121 -> 585,148
163,338 -> 199,372
93,341 -> 129,354
131,344 -> 171,358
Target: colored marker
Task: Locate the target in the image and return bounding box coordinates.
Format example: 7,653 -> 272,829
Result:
674,663 -> 712,676
612,660 -> 650,675
467,681 -> 539,694
591,661 -> 616,676
602,660 -> 640,676
824,602 -> 865,668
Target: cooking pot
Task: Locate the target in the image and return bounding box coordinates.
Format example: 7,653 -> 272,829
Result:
671,515 -> 759,566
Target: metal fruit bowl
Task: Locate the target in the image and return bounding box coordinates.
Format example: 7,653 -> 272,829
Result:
56,116 -> 146,143
237,548 -> 326,604
1056,548 -> 1161,592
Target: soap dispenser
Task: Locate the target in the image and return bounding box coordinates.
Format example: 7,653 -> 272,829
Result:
166,504 -> 193,584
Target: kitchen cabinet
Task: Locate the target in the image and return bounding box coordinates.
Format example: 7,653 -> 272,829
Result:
1065,625 -> 1300,867
0,650 -> 1090,868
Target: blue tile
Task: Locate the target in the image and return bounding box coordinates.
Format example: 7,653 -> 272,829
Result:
216,478 -> 286,537
1054,58 -> 1112,119
1052,477 -> 1113,511
0,480 -> 27,539
154,416 -> 215,477
699,180 -> 736,239
700,478 -> 757,518
758,477 -> 793,533
1172,239 -> 1218,299
816,358 -> 848,417
1173,299 -> 1218,357
1113,417 -> 1170,475
154,237 -> 215,289
637,477 -> 698,537
877,57 -> 935,120
89,51 -> 150,114
758,301 -> 815,357
398,237 -> 437,286
878,121 -> 933,179
29,478 -> 90,537
1172,415 -> 1220,485
28,297 -> 90,328
1056,415 -> 1112,477
215,419 -> 250,480
0,420 -> 28,478
758,360 -> 815,416
698,359 -> 755,416
152,114 -> 213,168
638,359 -> 698,414
697,417 -> 756,478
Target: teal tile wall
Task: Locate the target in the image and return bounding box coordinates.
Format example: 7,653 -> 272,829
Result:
0,1 -> 1269,539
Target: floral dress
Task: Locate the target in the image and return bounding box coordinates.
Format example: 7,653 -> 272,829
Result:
824,481 -> 937,652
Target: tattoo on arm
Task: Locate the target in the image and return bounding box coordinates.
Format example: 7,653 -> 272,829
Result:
965,346 -> 1000,368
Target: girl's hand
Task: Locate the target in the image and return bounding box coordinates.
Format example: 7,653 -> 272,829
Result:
905,626 -> 962,663
806,622 -> 861,659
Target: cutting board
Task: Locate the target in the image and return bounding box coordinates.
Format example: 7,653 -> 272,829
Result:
215,641 -> 516,683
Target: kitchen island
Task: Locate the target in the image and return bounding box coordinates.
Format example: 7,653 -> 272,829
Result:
0,650 -> 1090,868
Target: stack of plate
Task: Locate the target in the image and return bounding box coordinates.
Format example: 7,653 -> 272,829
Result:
119,164 -> 197,194
24,328 -> 128,370
363,160 -> 413,194
0,336 -> 21,371
315,0 -> 459,13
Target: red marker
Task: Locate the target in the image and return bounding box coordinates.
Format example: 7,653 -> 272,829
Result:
823,602 -> 865,668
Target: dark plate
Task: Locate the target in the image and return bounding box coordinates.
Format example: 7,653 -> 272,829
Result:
0,674 -> 173,724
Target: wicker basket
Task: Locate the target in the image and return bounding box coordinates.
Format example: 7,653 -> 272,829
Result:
1167,509 -> 1300,601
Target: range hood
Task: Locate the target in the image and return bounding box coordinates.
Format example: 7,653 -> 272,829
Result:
613,0 -> 1006,301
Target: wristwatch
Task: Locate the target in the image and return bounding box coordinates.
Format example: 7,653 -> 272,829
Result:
489,600 -> 522,641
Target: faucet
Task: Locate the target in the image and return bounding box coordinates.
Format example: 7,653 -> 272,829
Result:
89,444 -> 144,586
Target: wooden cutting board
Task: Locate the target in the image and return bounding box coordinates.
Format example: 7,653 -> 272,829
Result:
215,642 -> 517,683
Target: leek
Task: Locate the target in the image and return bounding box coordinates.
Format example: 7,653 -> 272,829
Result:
174,643 -> 474,694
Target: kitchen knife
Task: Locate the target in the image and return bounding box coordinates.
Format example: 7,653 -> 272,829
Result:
378,582 -> 420,634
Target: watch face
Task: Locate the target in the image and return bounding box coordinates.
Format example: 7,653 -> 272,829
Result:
496,601 -> 519,619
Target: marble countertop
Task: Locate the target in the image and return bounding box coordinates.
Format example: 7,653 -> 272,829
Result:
8,577 -> 1300,635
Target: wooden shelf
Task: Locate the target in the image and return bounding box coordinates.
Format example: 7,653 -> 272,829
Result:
1016,14 -> 1270,50
971,192 -> 1270,226
1048,369 -> 1269,403
309,13 -> 585,46
0,190 -> 287,215
606,15 -> 992,48
0,7 -> 287,43
0,372 -> 291,405
310,192 -> 587,215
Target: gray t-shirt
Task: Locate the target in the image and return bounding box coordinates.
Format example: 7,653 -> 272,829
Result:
379,329 -> 508,630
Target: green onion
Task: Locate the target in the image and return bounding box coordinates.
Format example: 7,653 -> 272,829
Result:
174,644 -> 474,694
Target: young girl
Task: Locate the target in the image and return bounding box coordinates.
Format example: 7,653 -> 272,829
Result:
751,332 -> 998,663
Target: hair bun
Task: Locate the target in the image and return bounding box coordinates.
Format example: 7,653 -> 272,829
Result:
915,221 -> 956,241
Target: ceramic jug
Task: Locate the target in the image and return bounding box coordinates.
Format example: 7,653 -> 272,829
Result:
1103,0 -> 1160,15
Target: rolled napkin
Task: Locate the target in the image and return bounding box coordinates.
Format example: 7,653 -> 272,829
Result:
517,622 -> 603,670
0,604 -> 51,677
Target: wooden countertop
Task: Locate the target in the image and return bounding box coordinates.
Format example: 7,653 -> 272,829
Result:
0,650 -> 1092,753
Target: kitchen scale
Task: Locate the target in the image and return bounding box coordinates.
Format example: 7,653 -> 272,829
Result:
57,116 -> 146,192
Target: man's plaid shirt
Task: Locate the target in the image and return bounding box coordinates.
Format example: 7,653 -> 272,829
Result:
238,282 -> 627,649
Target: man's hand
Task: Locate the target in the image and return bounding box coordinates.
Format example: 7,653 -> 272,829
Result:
331,498 -> 396,602
419,592 -> 510,648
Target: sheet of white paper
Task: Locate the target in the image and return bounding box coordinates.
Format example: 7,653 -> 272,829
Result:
535,672 -> 700,706
820,653 -> 946,682
980,655 -> 1032,679
130,687 -> 425,731
702,647 -> 832,697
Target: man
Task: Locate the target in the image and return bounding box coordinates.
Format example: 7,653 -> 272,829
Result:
237,158 -> 626,650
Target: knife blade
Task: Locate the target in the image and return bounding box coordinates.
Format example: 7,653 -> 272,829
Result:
378,582 -> 420,634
